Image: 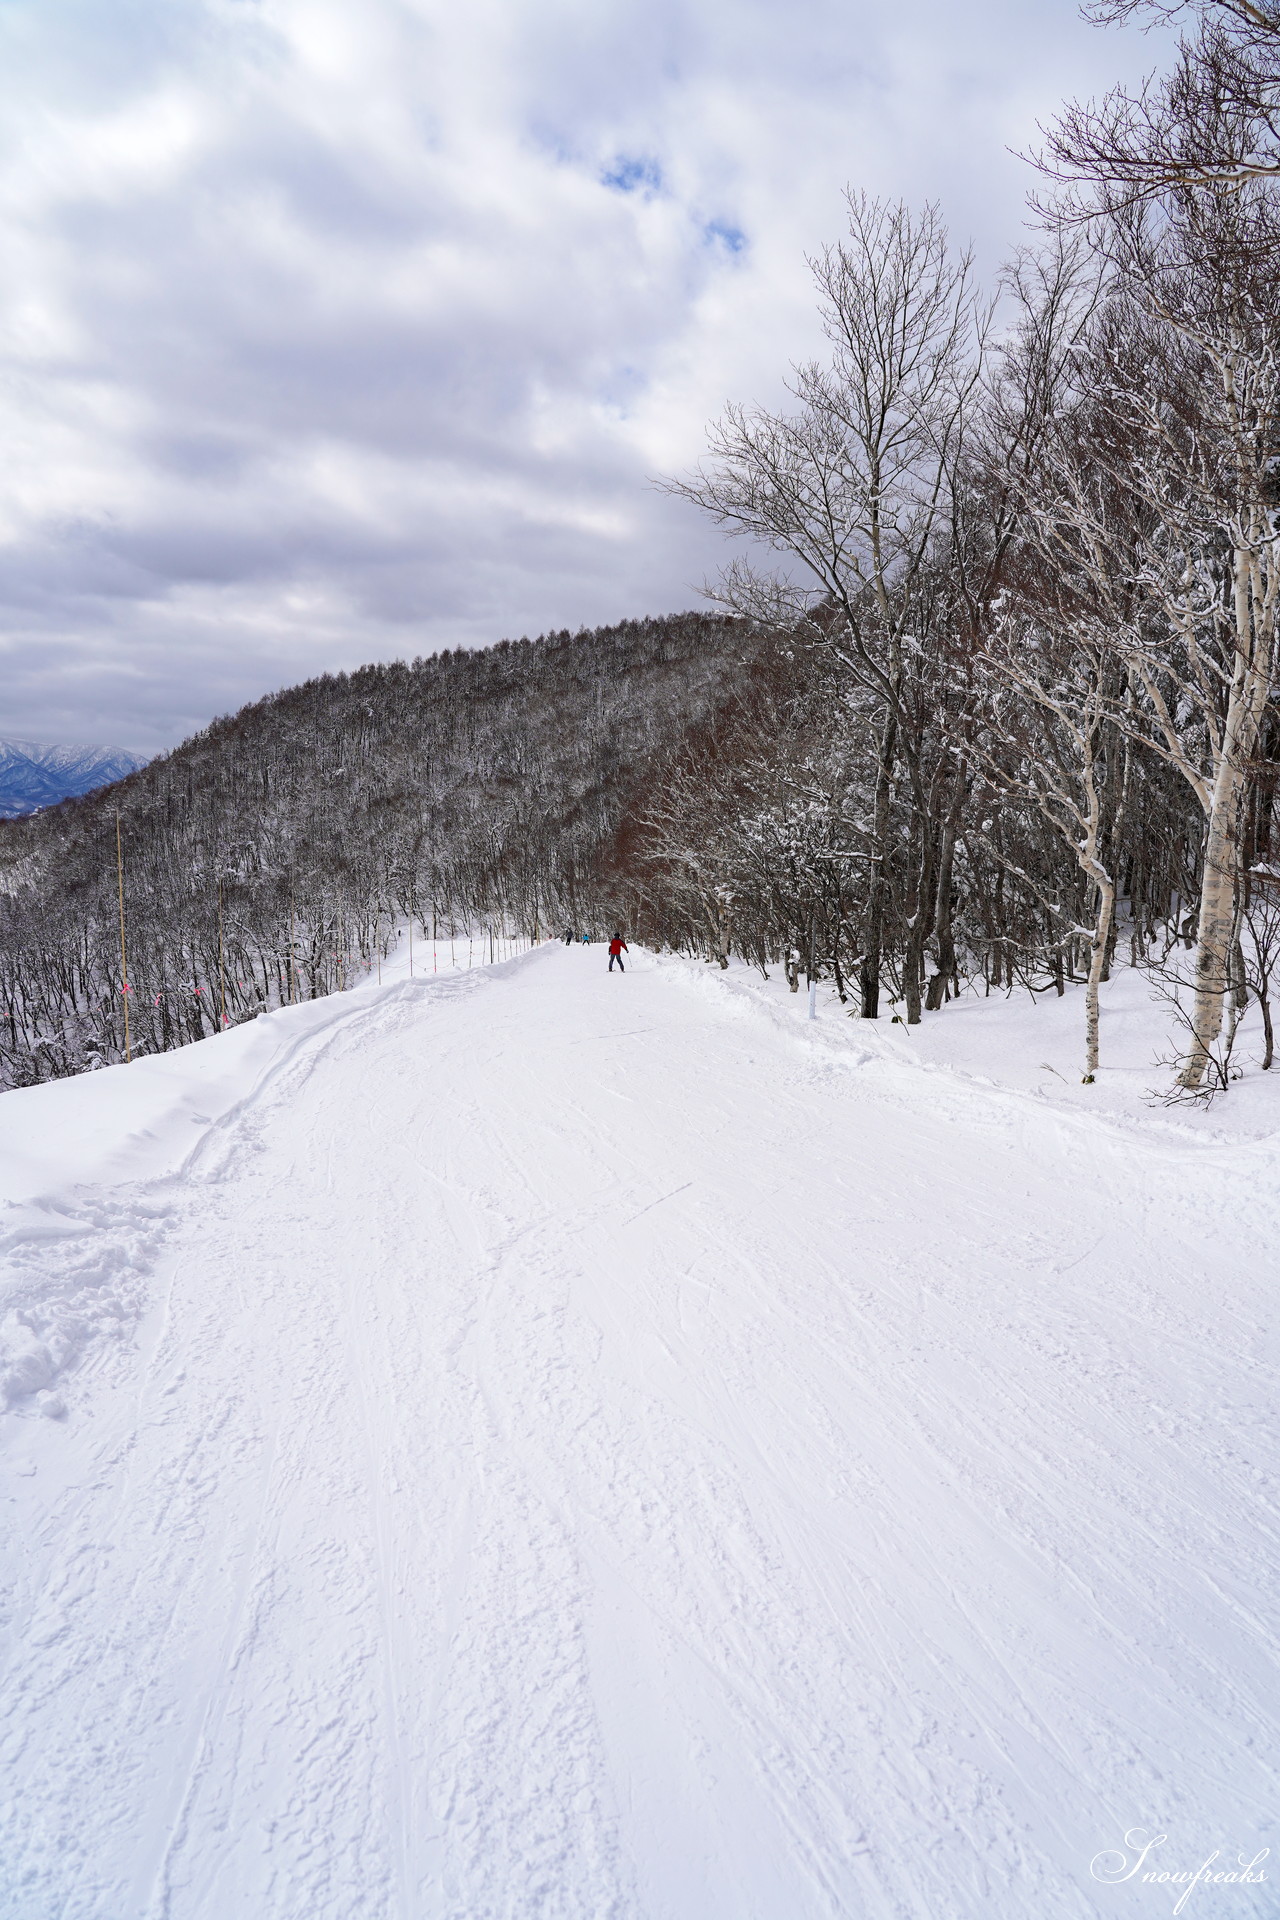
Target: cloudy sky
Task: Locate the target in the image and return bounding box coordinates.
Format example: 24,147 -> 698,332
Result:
0,0 -> 1169,754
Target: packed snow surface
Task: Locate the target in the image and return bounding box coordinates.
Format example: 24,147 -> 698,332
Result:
1,943 -> 1276,1918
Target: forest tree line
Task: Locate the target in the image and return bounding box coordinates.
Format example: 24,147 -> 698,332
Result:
636,0 -> 1280,1094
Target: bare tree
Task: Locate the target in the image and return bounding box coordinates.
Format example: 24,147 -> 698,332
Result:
665,194 -> 987,1018
974,621 -> 1126,1078
1037,0 -> 1280,208
1242,862 -> 1280,1063
1033,189 -> 1280,1088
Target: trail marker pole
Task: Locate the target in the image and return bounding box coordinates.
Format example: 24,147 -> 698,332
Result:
115,814 -> 131,1062
218,880 -> 228,1028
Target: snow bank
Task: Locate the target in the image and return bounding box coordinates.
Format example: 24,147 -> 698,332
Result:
0,933 -> 519,1414
657,946 -> 1280,1145
0,1192 -> 171,1414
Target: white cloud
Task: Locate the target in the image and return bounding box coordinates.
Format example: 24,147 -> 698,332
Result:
0,0 -> 1166,752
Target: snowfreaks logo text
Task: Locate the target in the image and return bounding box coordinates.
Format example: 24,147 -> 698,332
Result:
1090,1830 -> 1269,1912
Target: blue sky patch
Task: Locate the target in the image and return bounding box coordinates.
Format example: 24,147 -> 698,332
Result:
602,154 -> 663,195
705,219 -> 747,254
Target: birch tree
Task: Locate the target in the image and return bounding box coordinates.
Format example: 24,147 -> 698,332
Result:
1022,186 -> 1280,1088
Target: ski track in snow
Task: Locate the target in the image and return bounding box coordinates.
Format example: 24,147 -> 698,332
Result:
1,945 -> 1277,1918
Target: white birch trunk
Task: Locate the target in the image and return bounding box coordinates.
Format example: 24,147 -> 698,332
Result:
1180,537 -> 1276,1089
1084,872 -> 1115,1081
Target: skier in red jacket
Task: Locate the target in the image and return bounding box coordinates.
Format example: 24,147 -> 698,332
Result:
608,936 -> 628,972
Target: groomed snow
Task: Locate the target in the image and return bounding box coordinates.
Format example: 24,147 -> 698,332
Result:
1,943 -> 1276,1918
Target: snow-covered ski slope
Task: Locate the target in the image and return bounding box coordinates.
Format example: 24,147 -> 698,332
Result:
2,943 -> 1276,1919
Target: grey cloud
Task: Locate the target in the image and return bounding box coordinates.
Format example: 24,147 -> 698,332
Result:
0,0 -> 1168,755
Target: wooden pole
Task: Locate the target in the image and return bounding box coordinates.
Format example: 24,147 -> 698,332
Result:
116,814 -> 131,1063
218,880 -> 227,1029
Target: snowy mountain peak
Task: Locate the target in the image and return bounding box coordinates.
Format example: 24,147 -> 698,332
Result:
0,738 -> 147,819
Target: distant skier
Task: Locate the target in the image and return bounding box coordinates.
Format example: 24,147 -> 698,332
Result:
581,932 -> 591,944
608,936 -> 628,973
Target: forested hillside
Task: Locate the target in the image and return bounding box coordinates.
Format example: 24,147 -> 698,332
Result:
0,614 -> 760,1088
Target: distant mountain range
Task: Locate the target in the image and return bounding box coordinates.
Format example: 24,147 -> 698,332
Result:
0,739 -> 148,819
